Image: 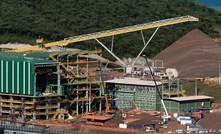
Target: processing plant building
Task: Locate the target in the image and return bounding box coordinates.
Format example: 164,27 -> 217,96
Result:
0,50 -> 108,120
105,78 -> 184,111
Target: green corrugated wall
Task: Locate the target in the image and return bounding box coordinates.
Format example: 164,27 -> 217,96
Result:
162,99 -> 211,113
0,59 -> 34,95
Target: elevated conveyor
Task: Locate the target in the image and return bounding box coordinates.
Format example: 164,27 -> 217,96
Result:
10,16 -> 198,52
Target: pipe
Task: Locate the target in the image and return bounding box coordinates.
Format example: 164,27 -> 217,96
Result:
89,78 -> 92,112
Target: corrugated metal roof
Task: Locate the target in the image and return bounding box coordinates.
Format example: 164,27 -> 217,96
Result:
105,117 -> 125,123
123,113 -> 161,125
105,78 -> 162,86
0,51 -> 58,64
122,119 -> 140,123
165,95 -> 213,101
25,52 -> 51,58
82,116 -> 112,120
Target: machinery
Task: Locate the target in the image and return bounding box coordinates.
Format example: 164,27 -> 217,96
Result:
51,108 -> 74,122
129,100 -> 139,110
104,94 -> 110,113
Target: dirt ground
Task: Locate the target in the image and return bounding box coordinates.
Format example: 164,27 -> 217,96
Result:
153,29 -> 221,78
197,112 -> 221,130
161,121 -> 186,132
41,119 -> 187,134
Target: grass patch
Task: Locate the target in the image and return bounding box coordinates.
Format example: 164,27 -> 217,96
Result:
182,81 -> 221,103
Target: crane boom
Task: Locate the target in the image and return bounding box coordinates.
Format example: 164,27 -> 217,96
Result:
11,15 -> 198,52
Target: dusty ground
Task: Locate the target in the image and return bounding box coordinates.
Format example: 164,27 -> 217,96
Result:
162,121 -> 186,132
197,112 -> 221,130
40,119 -> 186,134
153,29 -> 221,78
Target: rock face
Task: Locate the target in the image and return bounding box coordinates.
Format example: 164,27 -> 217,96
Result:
153,29 -> 221,78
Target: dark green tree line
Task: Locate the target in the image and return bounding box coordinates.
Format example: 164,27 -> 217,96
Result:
0,0 -> 221,60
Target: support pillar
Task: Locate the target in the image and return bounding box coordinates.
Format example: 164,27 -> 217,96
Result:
77,55 -> 79,75
46,100 -> 48,120
67,55 -> 70,83
34,72 -> 37,96
22,97 -> 24,120
57,63 -> 61,95
131,26 -> 160,67
76,54 -> 79,114
10,96 -> 12,112
57,96 -> 60,110
99,54 -> 102,113
86,55 -> 89,113
162,83 -> 164,99
33,98 -> 36,121
0,96 -> 2,115
169,80 -> 171,98
76,85 -> 79,115
142,61 -> 145,78
177,80 -> 179,97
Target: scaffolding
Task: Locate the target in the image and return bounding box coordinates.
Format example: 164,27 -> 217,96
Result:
0,50 -> 107,120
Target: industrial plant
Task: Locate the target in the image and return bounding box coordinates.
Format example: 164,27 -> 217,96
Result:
0,15 -> 218,133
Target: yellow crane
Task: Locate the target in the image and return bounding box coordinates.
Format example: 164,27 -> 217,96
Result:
10,15 -> 198,52
105,94 -> 110,112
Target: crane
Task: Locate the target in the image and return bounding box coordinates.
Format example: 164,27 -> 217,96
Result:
144,57 -> 171,119
10,15 -> 198,53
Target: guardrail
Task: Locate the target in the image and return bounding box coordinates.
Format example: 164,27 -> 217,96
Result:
0,124 -> 93,134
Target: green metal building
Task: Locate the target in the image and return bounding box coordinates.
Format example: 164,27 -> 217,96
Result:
105,78 -> 213,113
105,78 -> 166,111
162,96 -> 213,113
0,51 -> 58,95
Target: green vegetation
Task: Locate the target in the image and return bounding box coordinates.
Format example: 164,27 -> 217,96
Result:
0,0 -> 221,60
183,82 -> 221,103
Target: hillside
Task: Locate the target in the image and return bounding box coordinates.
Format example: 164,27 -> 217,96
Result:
183,81 -> 221,103
153,29 -> 221,78
0,0 -> 221,60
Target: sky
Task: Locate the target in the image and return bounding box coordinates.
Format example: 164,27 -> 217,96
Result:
195,0 -> 221,11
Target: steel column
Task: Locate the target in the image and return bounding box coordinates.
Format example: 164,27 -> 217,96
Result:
86,55 -> 89,113
33,98 -> 36,121
140,30 -> 145,45
57,63 -> 60,95
94,37 -> 126,67
0,96 -> 1,115
131,26 -> 160,67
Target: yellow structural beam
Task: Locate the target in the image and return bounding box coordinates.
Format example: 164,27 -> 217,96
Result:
11,16 -> 198,52
44,15 -> 198,48
12,45 -> 44,52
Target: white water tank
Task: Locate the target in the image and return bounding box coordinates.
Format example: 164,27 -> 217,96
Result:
126,67 -> 132,74
166,68 -> 179,78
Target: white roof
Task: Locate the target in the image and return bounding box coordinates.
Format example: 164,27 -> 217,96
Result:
166,96 -> 213,101
105,78 -> 162,86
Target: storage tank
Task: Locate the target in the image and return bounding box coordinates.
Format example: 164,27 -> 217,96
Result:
126,66 -> 133,74
144,67 -> 154,75
166,68 -> 179,78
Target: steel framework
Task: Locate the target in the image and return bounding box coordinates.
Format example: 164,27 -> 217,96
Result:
11,15 -> 198,53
